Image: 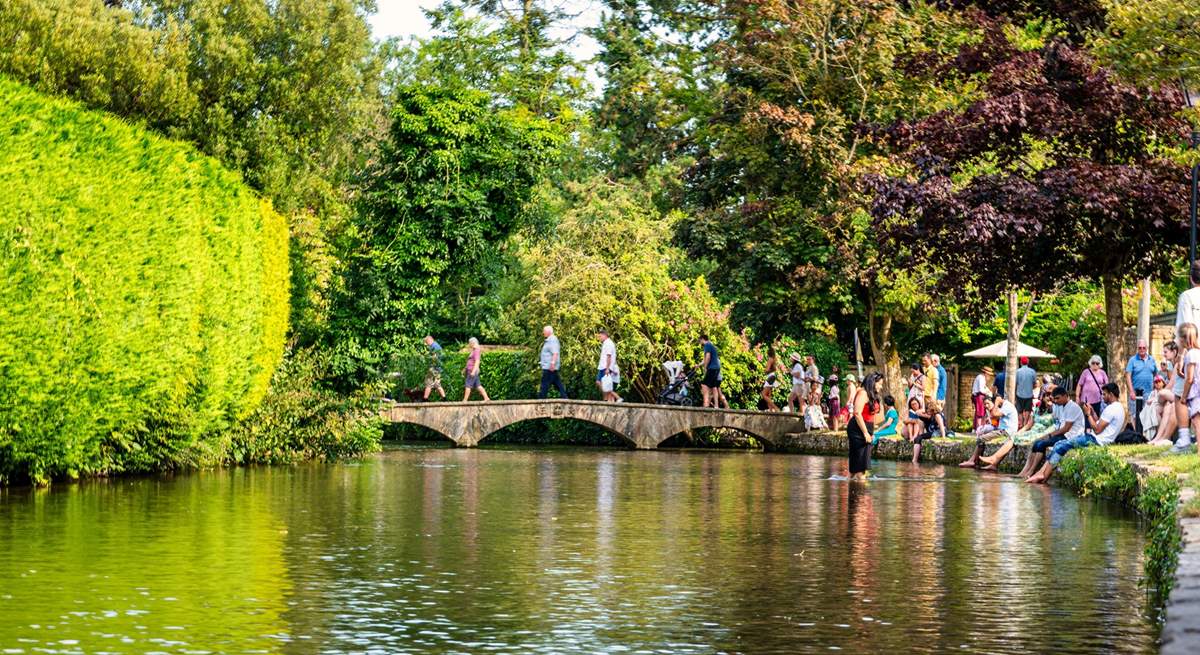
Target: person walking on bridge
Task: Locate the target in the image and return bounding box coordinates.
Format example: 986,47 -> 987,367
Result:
596,329 -> 622,402
462,338 -> 491,402
538,326 -> 568,399
699,335 -> 723,408
422,335 -> 446,402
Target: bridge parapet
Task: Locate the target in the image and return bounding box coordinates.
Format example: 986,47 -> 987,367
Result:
380,399 -> 807,449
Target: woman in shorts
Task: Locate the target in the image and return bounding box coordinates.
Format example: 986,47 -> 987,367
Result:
462,337 -> 490,402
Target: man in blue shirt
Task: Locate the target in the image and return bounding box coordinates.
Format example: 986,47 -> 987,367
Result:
699,335 -> 723,408
422,335 -> 446,401
932,354 -> 949,436
537,325 -> 568,399
1125,340 -> 1157,434
1015,357 -> 1037,430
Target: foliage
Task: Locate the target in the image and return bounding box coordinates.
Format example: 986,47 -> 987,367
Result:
227,347 -> 383,464
1055,446 -> 1139,501
871,19 -> 1190,311
498,175 -> 759,405
386,1 -> 587,122
330,85 -> 563,381
0,0 -> 384,343
0,78 -> 289,484
1135,473 -> 1183,601
1091,0 -> 1200,88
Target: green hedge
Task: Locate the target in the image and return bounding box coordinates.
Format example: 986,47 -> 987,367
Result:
0,77 -> 289,484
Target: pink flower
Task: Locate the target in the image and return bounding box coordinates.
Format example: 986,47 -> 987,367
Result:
1070,320 -> 1077,328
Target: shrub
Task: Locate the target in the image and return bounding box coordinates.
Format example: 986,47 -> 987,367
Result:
0,77 -> 289,484
1055,447 -> 1139,502
227,347 -> 382,464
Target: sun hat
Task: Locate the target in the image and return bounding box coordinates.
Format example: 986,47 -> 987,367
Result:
790,353 -> 802,362
981,366 -> 993,375
845,373 -> 857,383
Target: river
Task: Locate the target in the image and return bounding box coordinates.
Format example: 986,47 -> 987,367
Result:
0,446 -> 1160,654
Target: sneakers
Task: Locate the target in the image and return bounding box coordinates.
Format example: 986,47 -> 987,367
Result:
1170,434 -> 1195,455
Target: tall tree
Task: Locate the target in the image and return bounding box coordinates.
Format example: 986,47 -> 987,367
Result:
0,0 -> 386,344
676,0 -> 974,394
330,85 -> 562,380
870,16 -> 1190,393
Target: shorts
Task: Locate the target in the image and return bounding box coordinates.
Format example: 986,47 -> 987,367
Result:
828,398 -> 841,418
1190,395 -> 1200,418
464,373 -> 481,389
1016,396 -> 1033,413
976,430 -> 1009,447
425,369 -> 442,388
925,397 -> 942,413
792,382 -> 806,395
703,368 -> 721,387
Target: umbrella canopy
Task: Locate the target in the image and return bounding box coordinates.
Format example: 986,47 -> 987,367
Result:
963,340 -> 1056,359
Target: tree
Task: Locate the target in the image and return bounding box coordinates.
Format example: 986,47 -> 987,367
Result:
870,16 -> 1190,395
0,0 -> 385,343
330,85 -> 562,381
676,0 -> 976,394
498,174 -> 758,402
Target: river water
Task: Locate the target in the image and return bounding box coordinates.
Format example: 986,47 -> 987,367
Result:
0,446 -> 1159,654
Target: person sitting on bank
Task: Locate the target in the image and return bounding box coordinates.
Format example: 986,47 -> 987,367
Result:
979,390 -> 1055,471
1017,386 -> 1086,479
958,393 -> 1018,468
905,397 -> 936,464
1027,383 -> 1125,484
874,395 -> 900,444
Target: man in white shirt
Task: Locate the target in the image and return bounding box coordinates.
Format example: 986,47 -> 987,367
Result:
1028,383 -> 1125,484
1177,262 -> 1200,332
971,366 -> 993,429
595,329 -> 621,402
1018,386 -> 1085,479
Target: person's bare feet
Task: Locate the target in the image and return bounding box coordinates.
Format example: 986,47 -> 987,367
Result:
957,460 -> 977,468
980,463 -> 999,471
1026,474 -> 1045,484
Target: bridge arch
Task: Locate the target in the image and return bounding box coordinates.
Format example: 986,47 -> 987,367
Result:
380,400 -> 805,450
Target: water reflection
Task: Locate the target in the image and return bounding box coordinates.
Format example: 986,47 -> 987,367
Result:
0,448 -> 1158,654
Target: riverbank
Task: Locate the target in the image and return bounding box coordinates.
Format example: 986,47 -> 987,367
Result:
774,430 -> 1197,653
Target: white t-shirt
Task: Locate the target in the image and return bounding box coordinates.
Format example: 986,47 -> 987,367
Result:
996,400 -> 1019,433
597,338 -> 616,371
972,373 -> 990,395
1054,400 -> 1087,439
791,363 -> 805,386
1177,287 -> 1200,332
1094,402 -> 1127,446
1185,348 -> 1200,401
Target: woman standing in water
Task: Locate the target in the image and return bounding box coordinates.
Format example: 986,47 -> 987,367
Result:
847,372 -> 882,480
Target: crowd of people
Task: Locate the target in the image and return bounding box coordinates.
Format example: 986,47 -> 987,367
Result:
411,261 -> 1200,482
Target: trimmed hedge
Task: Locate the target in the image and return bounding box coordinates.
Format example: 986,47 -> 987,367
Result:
0,77 -> 289,484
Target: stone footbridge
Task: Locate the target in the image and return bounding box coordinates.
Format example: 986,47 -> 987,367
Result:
380,399 -> 807,449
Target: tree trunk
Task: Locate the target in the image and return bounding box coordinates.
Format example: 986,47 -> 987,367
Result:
1103,275 -> 1127,390
1005,290 -> 1037,400
867,290 -> 904,398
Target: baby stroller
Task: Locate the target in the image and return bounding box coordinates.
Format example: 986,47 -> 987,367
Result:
657,361 -> 694,406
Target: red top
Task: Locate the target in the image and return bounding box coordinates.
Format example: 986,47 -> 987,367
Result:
858,391 -> 878,422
